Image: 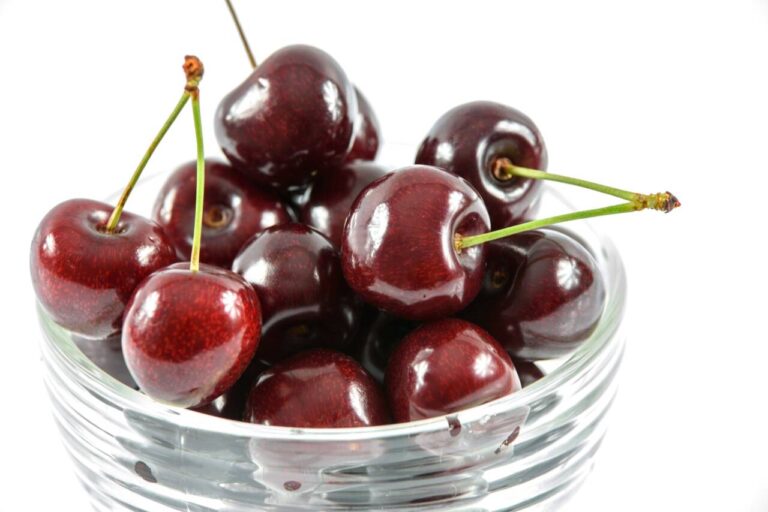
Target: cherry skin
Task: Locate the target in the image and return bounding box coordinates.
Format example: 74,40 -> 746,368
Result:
415,101 -> 547,228
341,165 -> 490,321
464,228 -> 606,360
122,263 -> 261,408
353,312 -> 418,385
215,45 -> 357,190
386,318 -> 521,423
233,223 -> 360,363
299,161 -> 389,248
345,87 -> 381,162
152,159 -> 291,268
30,199 -> 178,338
245,349 -> 390,427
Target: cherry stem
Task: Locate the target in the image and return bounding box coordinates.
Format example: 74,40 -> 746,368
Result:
189,72 -> 206,273
225,0 -> 257,69
105,56 -> 204,234
493,157 -> 641,203
456,192 -> 680,251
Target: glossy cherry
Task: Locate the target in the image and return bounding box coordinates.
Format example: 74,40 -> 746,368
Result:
415,101 -> 547,228
341,165 -> 490,321
122,263 -> 261,408
386,318 -> 521,423
299,161 -> 389,247
354,312 -> 418,384
215,45 -> 357,190
152,159 -> 291,268
345,87 -> 380,162
30,199 -> 178,338
233,223 -> 360,363
245,349 -> 390,427
464,228 -> 605,360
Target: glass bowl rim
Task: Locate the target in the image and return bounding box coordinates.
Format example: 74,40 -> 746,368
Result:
38,186 -> 627,442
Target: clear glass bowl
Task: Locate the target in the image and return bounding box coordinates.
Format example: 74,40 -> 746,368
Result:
37,168 -> 626,511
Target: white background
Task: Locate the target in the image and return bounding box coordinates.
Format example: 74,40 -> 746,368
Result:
1,0 -> 767,510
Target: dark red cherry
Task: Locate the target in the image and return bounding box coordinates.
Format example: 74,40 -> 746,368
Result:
245,349 -> 390,427
341,165 -> 490,321
122,263 -> 261,408
30,199 -> 178,338
415,101 -> 547,228
299,161 -> 389,247
386,318 -> 521,423
353,312 -> 418,385
152,159 -> 291,268
464,228 -> 605,360
233,223 -> 360,363
345,87 -> 380,162
215,45 -> 357,190
513,359 -> 545,388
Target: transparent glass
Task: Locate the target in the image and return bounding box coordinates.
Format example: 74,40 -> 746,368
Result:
37,165 -> 626,511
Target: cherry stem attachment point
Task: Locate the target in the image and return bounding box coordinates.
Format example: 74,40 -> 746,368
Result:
188,59 -> 206,273
456,192 -> 680,251
225,0 -> 257,69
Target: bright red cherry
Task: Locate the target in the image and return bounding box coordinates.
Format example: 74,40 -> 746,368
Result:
345,87 -> 380,162
386,318 -> 521,423
464,228 -> 605,360
341,165 -> 490,321
299,161 -> 389,247
215,45 -> 357,190
233,223 -> 360,363
415,101 -> 547,228
152,159 -> 291,268
245,349 -> 390,428
30,199 -> 178,338
122,263 -> 261,408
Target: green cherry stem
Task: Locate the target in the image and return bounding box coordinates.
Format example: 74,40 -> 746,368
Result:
456,192 -> 680,251
493,157 -> 645,203
105,56 -> 204,233
225,0 -> 257,69
188,59 -> 206,273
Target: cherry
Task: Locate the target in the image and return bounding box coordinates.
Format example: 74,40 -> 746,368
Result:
122,263 -> 261,408
299,161 -> 389,247
415,101 -> 547,228
354,312 -> 418,385
341,165 -> 490,321
345,87 -> 380,162
386,318 -> 521,423
245,349 -> 390,427
215,45 -> 357,190
152,158 -> 291,268
30,199 -> 178,338
233,223 -> 360,363
464,228 -> 606,360
513,359 -> 545,388
29,58 -> 206,339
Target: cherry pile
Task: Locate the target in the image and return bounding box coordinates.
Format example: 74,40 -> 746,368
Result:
31,36 -> 679,429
